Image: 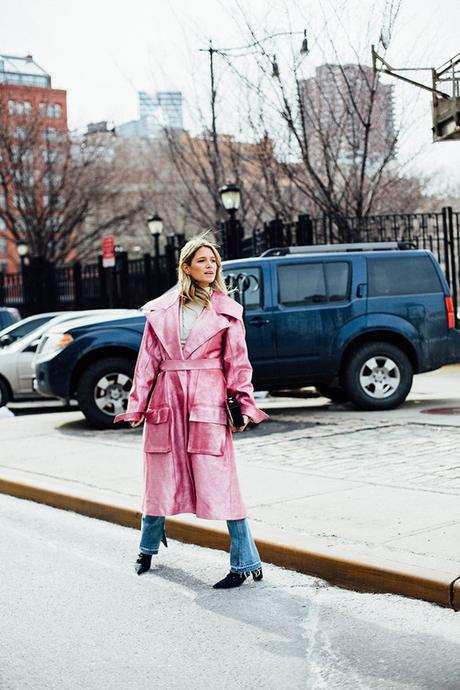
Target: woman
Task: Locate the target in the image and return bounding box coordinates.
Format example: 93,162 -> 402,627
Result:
114,234 -> 269,589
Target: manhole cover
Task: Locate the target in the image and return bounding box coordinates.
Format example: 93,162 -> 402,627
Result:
421,407 -> 460,415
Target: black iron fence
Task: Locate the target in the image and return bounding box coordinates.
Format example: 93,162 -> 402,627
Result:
1,207 -> 459,317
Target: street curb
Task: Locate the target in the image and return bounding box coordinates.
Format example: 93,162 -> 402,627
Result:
0,476 -> 458,610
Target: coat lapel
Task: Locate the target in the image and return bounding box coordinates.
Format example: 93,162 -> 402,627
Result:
182,303 -> 230,358
143,290 -> 183,361
142,289 -> 240,360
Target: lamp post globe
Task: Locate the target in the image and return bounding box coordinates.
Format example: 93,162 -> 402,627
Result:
219,184 -> 241,214
147,214 -> 164,237
16,239 -> 29,258
219,184 -> 242,260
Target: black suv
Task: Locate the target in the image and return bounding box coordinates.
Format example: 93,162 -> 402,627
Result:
34,243 -> 460,427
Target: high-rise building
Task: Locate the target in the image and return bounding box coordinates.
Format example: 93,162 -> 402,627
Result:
300,64 -> 395,167
0,54 -> 68,272
117,90 -> 183,139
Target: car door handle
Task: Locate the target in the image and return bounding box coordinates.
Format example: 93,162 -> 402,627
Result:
248,317 -> 270,326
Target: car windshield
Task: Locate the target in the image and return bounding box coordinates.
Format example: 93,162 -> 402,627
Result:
0,314 -> 59,347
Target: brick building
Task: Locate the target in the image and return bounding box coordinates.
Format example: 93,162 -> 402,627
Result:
0,54 -> 68,272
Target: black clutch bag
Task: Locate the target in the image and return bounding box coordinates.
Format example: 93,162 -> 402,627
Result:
226,395 -> 245,428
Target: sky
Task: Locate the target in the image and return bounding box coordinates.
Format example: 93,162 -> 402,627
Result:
1,0 -> 459,192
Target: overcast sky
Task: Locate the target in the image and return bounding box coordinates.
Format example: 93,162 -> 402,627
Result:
1,0 -> 459,190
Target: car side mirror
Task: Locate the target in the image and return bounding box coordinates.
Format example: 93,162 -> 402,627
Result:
0,334 -> 13,347
23,338 -> 41,353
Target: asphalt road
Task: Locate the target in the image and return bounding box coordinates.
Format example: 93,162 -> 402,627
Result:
1,494 -> 460,690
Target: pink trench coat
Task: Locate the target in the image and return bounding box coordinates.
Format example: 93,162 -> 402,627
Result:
114,288 -> 269,520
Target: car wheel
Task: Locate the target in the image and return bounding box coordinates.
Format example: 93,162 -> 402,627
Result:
76,357 -> 134,429
315,385 -> 349,403
343,342 -> 413,411
0,378 -> 9,407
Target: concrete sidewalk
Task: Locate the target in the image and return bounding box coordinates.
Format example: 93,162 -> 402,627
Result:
2,366 -> 460,608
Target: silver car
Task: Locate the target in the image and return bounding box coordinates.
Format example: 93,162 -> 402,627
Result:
0,309 -> 136,407
0,312 -> 63,348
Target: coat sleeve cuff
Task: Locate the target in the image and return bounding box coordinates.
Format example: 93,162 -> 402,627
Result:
113,411 -> 145,424
240,405 -> 270,424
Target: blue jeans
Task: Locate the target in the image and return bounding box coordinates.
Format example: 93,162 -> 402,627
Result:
139,515 -> 262,574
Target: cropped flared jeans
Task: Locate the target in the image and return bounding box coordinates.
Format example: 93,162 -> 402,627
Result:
139,515 -> 262,574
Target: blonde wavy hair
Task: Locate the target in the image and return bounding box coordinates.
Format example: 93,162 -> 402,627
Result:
178,232 -> 228,308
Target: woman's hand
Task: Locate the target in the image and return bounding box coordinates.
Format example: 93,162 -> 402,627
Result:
230,415 -> 251,433
130,419 -> 144,428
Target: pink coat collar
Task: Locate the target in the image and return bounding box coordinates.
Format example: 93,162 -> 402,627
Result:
141,288 -> 243,320
141,288 -> 243,360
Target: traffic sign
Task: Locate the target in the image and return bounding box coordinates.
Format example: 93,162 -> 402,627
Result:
102,236 -> 115,268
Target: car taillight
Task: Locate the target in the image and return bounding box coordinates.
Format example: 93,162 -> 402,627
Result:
445,295 -> 455,329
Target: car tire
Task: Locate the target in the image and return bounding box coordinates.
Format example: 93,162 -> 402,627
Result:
76,357 -> 134,429
0,378 -> 9,407
315,385 -> 349,403
342,341 -> 413,411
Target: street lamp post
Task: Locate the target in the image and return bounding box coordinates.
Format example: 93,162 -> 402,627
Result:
147,214 -> 163,296
16,239 -> 29,307
199,30 -> 308,224
219,183 -> 242,259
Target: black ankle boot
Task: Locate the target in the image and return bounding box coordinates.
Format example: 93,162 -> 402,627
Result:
212,568 -> 263,589
135,552 -> 152,575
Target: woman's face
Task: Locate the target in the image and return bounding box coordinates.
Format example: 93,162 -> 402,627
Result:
183,246 -> 218,288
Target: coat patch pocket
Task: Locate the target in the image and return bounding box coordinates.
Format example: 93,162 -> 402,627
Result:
187,405 -> 227,456
143,407 -> 171,453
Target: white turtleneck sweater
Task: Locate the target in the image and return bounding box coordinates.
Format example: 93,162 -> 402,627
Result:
180,289 -> 212,345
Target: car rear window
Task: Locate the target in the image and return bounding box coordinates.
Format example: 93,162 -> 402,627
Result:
368,256 -> 443,296
278,261 -> 350,306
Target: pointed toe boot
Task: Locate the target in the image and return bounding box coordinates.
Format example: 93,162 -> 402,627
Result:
135,552 -> 152,575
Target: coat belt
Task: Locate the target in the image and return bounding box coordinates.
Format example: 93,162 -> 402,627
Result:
159,359 -> 223,371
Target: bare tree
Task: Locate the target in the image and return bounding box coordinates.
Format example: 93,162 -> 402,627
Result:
188,0 -> 435,239
0,101 -> 144,266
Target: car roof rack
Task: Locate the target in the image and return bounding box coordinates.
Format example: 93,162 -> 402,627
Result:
260,241 -> 417,257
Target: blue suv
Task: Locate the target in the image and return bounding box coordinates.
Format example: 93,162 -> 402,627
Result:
34,243 -> 460,427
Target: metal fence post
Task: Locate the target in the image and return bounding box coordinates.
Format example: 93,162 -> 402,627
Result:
143,253 -> 154,302
267,217 -> 284,248
73,261 -> 82,309
116,251 -> 129,307
296,214 -> 313,245
98,255 -> 111,308
165,235 -> 177,288
442,207 -> 451,288
446,206 -> 458,320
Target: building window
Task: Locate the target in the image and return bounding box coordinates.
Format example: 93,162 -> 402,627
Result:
0,193 -> 5,209
22,149 -> 34,164
14,126 -> 26,140
39,103 -> 46,117
44,127 -> 57,141
43,149 -> 60,163
24,101 -> 32,115
16,101 -> 24,115
0,237 -> 6,254
0,261 -> 8,273
8,100 -> 15,115
0,217 -> 6,231
54,104 -> 62,119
